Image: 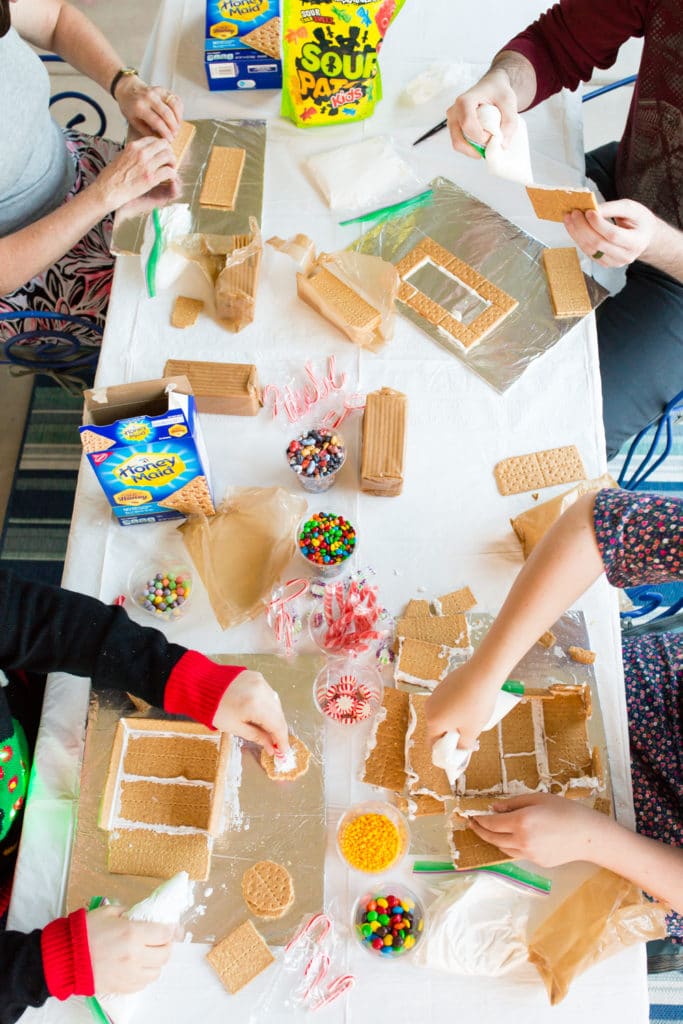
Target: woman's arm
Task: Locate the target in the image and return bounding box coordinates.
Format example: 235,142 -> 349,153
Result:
0,137 -> 177,295
11,0 -> 181,139
426,492 -> 603,745
469,793 -> 683,914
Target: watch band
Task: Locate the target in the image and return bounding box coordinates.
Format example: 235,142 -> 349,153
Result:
109,66 -> 139,98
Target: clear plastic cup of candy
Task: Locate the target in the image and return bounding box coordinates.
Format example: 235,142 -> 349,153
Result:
313,660 -> 383,727
286,428 -> 346,493
296,511 -> 357,579
352,883 -> 426,960
336,801 -> 410,875
129,561 -> 193,622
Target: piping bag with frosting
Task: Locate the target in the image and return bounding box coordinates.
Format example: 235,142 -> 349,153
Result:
100,872 -> 193,1024
432,686 -> 523,788
472,104 -> 533,186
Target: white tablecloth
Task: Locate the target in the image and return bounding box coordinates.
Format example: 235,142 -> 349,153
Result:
10,0 -> 647,1020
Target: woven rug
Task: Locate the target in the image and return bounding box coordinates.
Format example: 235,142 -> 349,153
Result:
0,375 -> 90,586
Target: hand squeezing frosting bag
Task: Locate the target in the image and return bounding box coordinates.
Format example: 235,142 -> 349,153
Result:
281,0 -> 406,127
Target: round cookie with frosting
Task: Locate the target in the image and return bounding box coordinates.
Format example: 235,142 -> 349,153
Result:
260,733 -> 311,781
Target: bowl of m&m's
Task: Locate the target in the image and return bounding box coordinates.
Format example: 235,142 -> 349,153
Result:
286,428 -> 346,493
336,801 -> 409,875
297,511 -> 357,578
353,883 -> 425,959
129,562 -> 193,621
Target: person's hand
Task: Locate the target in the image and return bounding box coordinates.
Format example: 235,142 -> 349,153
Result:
86,905 -> 178,994
564,198 -> 658,268
447,67 -> 518,157
212,671 -> 289,756
468,793 -> 605,867
114,76 -> 183,143
91,137 -> 179,214
425,661 -> 503,749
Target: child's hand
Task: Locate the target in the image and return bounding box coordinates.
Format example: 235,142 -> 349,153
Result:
212,671 -> 289,756
425,661 -> 504,749
468,793 -> 604,867
86,905 -> 177,994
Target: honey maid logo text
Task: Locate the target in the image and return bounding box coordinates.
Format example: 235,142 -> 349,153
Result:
113,452 -> 186,488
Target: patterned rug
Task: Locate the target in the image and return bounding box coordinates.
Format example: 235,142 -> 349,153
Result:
0,375 -> 90,586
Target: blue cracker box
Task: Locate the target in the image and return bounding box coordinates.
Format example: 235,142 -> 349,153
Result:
80,376 -> 215,527
205,0 -> 282,92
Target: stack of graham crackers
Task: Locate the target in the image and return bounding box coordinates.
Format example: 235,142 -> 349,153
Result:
164,359 -> 262,416
393,588 -> 476,689
99,719 -> 231,881
360,387 -> 407,496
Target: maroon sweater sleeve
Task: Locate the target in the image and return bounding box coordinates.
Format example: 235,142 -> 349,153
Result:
502,0 -> 648,108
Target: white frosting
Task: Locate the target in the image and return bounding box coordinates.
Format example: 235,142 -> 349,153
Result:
432,731 -> 472,788
477,104 -> 533,186
274,745 -> 297,773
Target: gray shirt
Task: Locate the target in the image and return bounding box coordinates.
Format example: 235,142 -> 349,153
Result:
0,27 -> 75,236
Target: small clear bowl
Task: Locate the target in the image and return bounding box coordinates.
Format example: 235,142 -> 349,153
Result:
313,660 -> 383,727
296,512 -> 357,579
128,560 -> 193,622
308,606 -> 391,659
286,428 -> 346,493
336,801 -> 410,875
352,882 -> 426,959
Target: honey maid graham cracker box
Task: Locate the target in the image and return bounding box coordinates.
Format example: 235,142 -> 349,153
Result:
79,376 -> 214,527
205,0 -> 282,92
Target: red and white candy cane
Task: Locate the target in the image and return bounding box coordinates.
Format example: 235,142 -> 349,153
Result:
300,950 -> 330,1003
266,578 -> 309,656
284,912 -> 332,954
308,974 -> 356,1012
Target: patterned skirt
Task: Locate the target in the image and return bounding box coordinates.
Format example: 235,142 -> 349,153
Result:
0,130 -> 121,344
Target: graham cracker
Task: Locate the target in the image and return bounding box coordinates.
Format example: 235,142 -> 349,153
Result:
525,184 -> 598,222
241,860 -> 294,919
171,120 -> 196,166
500,702 -> 536,755
215,231 -> 262,330
80,428 -> 116,455
298,267 -> 381,332
568,645 -> 596,665
504,753 -> 540,789
123,734 -> 219,782
460,726 -> 503,792
406,694 -> 452,799
158,475 -> 215,517
171,295 -> 204,329
397,280 -> 417,302
118,779 -> 212,830
542,247 -> 592,318
449,803 -> 513,870
260,734 -> 311,781
164,359 -> 261,416
207,920 -> 274,995
436,587 -> 477,615
494,445 -> 586,495
395,637 -> 449,687
403,599 -> 431,617
362,688 -> 409,793
538,630 -> 556,649
396,239 -> 518,350
542,687 -> 592,791
108,828 -> 211,881
360,387 -> 407,496
396,793 -> 446,817
241,16 -> 281,59
199,146 -> 246,211
396,613 -> 469,648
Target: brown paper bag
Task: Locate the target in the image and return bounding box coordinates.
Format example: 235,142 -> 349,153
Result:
528,868 -> 668,1004
180,486 -> 306,629
510,474 -> 617,559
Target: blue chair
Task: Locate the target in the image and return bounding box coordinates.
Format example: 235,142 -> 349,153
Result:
0,311 -> 101,394
40,54 -> 108,138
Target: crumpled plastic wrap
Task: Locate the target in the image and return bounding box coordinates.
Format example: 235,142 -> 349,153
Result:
269,233 -> 398,350
179,486 -> 307,630
528,867 -> 668,1005
353,177 -> 610,392
413,873 -> 530,976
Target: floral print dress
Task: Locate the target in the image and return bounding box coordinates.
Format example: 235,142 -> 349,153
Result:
593,488 -> 683,937
0,130 -> 120,344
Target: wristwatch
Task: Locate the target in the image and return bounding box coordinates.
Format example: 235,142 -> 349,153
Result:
109,66 -> 139,98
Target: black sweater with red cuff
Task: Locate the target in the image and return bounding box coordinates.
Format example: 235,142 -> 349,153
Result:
0,569 -> 244,1024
